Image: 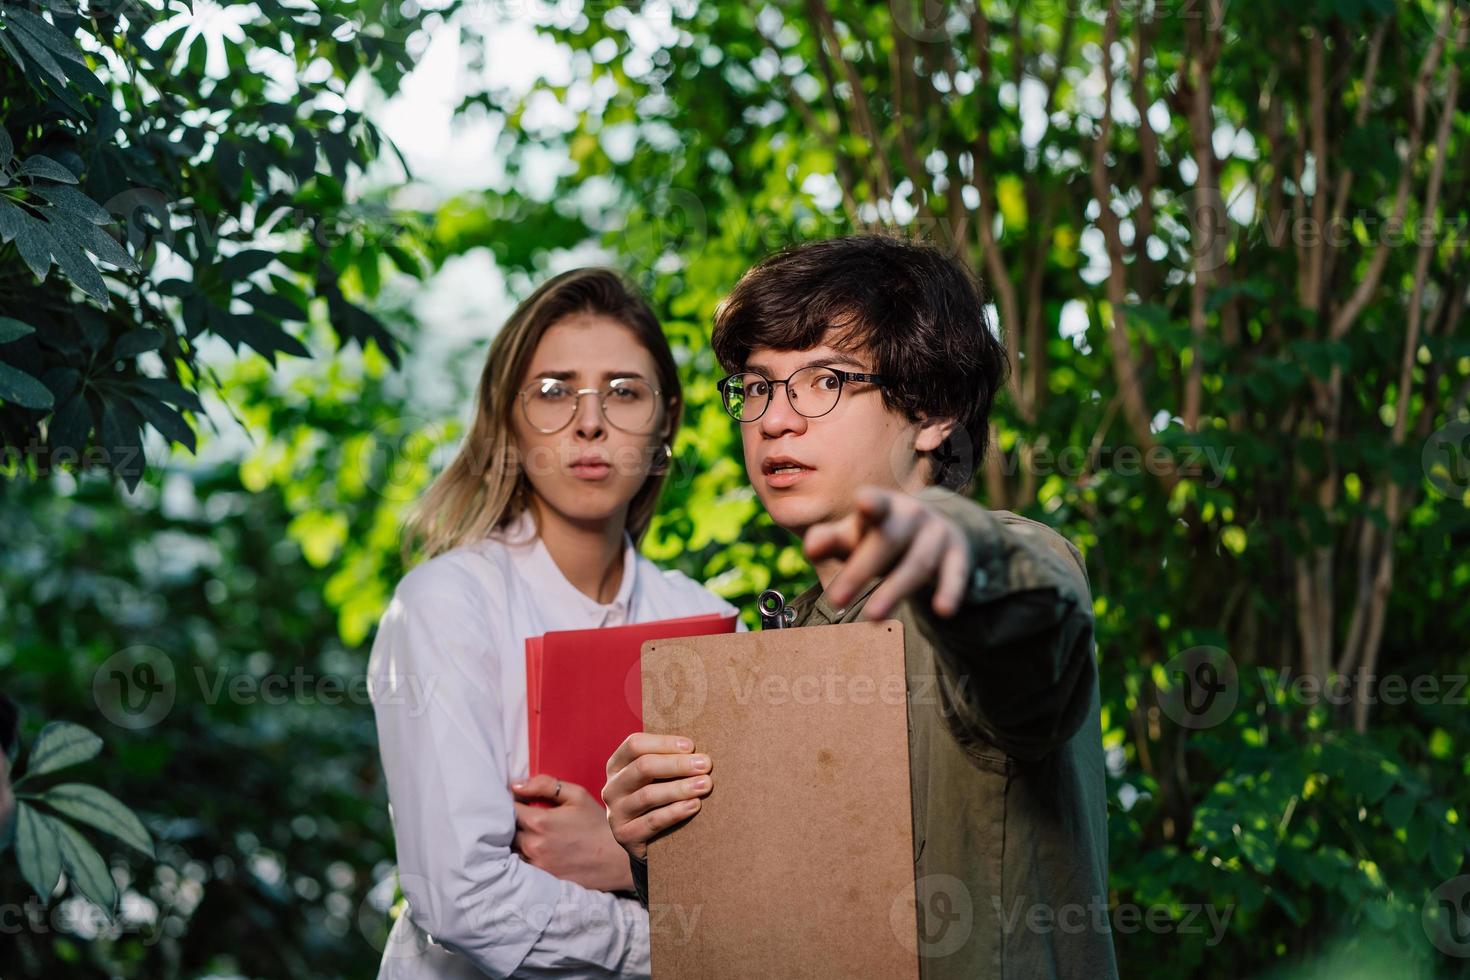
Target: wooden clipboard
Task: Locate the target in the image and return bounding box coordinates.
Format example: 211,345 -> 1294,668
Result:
640,620 -> 920,980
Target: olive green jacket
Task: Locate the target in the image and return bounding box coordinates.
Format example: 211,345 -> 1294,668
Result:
631,489 -> 1117,980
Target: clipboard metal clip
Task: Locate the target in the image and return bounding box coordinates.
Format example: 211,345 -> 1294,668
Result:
758,588 -> 797,630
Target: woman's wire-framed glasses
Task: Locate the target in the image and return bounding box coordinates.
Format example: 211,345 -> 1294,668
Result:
518,377 -> 663,434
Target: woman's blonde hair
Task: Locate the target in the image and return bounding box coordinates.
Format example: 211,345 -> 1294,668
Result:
402,268 -> 681,565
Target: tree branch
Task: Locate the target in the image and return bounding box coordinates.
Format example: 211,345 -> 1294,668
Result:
1353,9 -> 1466,732
1088,0 -> 1178,495
1330,4 -> 1454,341
806,0 -> 895,202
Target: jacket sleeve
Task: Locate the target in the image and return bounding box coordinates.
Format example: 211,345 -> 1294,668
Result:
368,558 -> 650,978
904,488 -> 1099,762
630,853 -> 650,907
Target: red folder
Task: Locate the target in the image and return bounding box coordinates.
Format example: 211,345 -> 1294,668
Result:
526,612 -> 739,804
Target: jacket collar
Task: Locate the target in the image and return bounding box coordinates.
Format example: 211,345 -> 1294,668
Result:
789,575 -> 884,627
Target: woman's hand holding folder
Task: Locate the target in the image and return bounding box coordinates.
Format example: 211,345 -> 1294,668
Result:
602,733 -> 713,861
509,773 -> 637,893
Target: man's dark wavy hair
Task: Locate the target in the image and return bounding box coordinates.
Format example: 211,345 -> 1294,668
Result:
711,233 -> 1010,491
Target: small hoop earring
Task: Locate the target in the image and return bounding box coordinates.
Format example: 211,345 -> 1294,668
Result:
651,442 -> 673,474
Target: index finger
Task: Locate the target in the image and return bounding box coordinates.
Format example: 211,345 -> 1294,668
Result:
606,731 -> 694,778
803,511 -> 863,563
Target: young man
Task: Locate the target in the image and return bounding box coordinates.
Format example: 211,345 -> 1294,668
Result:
603,235 -> 1118,979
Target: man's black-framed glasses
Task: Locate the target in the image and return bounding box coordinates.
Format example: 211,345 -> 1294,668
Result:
519,377 -> 662,434
716,367 -> 888,423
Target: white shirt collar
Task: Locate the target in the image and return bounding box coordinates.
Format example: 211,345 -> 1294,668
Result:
494,509 -> 639,628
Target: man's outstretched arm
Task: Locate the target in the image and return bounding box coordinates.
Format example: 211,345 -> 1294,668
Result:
810,486 -> 1097,761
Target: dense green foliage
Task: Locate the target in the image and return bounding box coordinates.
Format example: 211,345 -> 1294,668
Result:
0,0 -> 425,490
2,455 -> 396,974
4,0 -> 1469,977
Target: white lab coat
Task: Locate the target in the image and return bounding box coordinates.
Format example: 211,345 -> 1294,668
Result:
367,510 -> 740,978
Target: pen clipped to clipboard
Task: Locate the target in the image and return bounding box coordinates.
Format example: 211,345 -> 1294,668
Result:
757,587 -> 796,629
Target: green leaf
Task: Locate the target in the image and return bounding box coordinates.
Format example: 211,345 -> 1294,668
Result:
75,219 -> 138,271
1357,762 -> 1397,805
322,130 -> 350,182
26,721 -> 102,776
0,197 -> 24,242
1406,807 -> 1434,863
1267,886 -> 1306,925
129,392 -> 197,451
0,361 -> 55,409
38,784 -> 154,859
356,246 -> 381,296
48,230 -> 110,305
98,394 -> 146,491
267,273 -> 311,310
45,69 -> 88,118
210,308 -> 310,362
1303,846 -> 1353,888
53,819 -> 118,912
110,328 -> 163,359
14,214 -> 55,280
384,242 -> 420,276
0,316 -> 35,344
0,124 -> 12,169
1431,825 -> 1463,880
155,279 -> 197,297
215,248 -> 277,281
328,292 -> 401,367
29,182 -> 113,225
15,803 -> 62,903
6,23 -> 70,85
1382,789 -> 1415,831
124,377 -> 203,412
1364,899 -> 1395,930
241,285 -> 306,322
17,154 -> 79,184
215,142 -> 243,195
3,9 -> 89,67
47,393 -> 90,453
1233,821 -> 1278,875
184,30 -> 206,79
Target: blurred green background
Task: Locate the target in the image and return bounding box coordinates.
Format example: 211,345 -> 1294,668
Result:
3,0 -> 1469,976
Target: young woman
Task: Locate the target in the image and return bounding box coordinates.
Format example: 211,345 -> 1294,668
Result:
367,268 -> 737,979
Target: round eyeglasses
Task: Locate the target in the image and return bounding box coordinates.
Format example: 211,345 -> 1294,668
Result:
518,377 -> 663,434
716,367 -> 888,423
